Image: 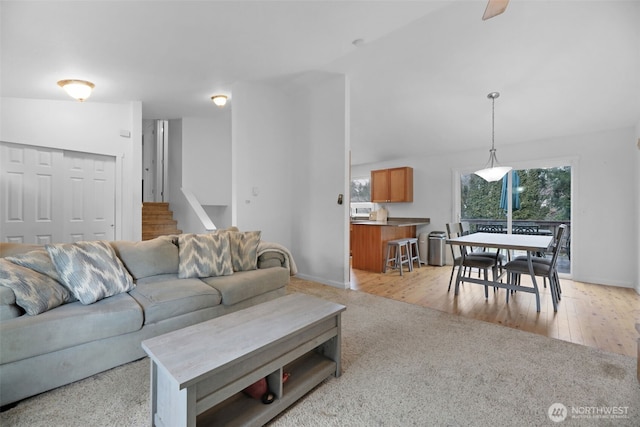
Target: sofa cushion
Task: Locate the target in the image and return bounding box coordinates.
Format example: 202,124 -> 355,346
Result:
178,233 -> 233,279
201,267 -> 289,306
0,292 -> 143,364
0,259 -> 72,315
110,236 -> 179,279
0,304 -> 23,321
46,241 -> 135,305
226,230 -> 261,272
0,280 -> 17,305
129,274 -> 222,324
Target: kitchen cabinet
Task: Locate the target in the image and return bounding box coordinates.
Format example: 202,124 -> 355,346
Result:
371,167 -> 413,203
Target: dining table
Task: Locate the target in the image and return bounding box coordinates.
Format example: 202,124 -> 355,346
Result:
446,232 -> 554,312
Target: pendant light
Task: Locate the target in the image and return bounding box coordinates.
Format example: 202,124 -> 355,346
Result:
474,92 -> 512,182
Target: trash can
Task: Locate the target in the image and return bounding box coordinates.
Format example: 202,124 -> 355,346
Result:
428,231 -> 446,266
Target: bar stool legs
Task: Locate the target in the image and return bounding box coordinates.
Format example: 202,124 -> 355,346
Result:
408,237 -> 421,270
383,239 -> 412,276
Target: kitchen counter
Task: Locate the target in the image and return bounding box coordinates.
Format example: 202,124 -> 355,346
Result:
350,217 -> 430,227
350,218 -> 430,273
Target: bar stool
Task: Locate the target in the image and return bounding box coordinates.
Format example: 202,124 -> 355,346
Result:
407,237 -> 421,270
383,238 -> 411,276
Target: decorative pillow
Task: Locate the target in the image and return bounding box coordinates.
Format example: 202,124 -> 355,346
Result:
0,259 -> 72,315
110,236 -> 179,279
6,249 -> 61,282
46,241 -> 135,305
178,233 -> 233,279
226,230 -> 261,272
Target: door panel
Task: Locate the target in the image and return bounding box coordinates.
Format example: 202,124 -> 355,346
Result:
1,142 -> 115,244
0,143 -> 64,244
63,151 -> 115,241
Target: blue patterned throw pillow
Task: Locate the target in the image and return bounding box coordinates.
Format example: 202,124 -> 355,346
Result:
6,248 -> 61,282
46,241 -> 135,305
0,259 -> 72,315
178,233 -> 233,278
226,230 -> 261,272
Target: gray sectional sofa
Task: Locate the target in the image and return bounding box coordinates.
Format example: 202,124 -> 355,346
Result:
0,231 -> 294,407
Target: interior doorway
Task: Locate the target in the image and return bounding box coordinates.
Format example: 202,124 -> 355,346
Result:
141,119 -> 169,203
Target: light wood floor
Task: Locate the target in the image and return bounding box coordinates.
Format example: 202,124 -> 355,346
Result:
348,263 -> 640,358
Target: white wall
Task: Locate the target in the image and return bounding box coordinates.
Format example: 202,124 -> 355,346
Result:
231,76 -> 350,288
289,74 -> 350,288
182,115 -> 231,206
0,97 -> 142,240
231,82 -> 294,247
352,126 -> 639,290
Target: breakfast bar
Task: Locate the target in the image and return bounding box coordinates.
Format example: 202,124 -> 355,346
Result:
350,218 -> 430,273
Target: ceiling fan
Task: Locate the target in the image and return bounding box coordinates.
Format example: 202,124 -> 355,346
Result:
482,0 -> 509,20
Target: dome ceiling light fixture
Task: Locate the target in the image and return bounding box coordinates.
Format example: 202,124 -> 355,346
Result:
211,95 -> 228,107
57,79 -> 95,102
474,92 -> 512,182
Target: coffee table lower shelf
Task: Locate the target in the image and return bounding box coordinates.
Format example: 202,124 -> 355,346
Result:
197,352 -> 336,426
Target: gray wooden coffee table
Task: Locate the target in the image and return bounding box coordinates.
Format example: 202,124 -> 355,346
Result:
142,293 -> 346,427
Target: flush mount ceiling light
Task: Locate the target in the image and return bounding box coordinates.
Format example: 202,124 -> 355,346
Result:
211,95 -> 228,107
474,92 -> 512,182
57,79 -> 95,102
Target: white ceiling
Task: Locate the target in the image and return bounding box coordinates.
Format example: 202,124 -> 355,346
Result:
2,1 -> 639,165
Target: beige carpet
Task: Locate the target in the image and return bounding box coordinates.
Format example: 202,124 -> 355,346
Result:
2,281 -> 638,426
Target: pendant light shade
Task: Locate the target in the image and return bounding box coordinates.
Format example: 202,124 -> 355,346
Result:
474,92 -> 511,182
57,79 -> 95,102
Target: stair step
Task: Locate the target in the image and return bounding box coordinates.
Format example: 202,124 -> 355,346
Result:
142,208 -> 173,215
142,219 -> 178,227
142,230 -> 182,241
143,225 -> 179,233
142,213 -> 174,220
142,202 -> 181,240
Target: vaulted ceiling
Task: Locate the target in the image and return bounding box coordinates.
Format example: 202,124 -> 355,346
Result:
2,1 -> 639,165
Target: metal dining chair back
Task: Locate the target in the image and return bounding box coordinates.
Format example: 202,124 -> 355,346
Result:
504,224 -> 567,312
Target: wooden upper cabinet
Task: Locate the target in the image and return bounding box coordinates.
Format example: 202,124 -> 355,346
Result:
370,166 -> 413,203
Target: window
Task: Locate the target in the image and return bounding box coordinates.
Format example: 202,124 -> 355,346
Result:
350,178 -> 370,202
459,166 -> 572,274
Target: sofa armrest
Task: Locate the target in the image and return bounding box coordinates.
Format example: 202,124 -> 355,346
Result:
258,251 -> 286,269
0,285 -> 23,320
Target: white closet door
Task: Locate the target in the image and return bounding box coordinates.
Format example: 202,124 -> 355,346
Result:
63,151 -> 115,242
1,142 -> 116,244
0,143 -> 64,244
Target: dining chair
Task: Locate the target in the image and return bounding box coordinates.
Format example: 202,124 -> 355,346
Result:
503,224 -> 567,312
510,224 -> 567,295
461,221 -> 507,269
445,223 -> 498,297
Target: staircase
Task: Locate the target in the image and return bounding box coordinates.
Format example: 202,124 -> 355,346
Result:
142,202 -> 182,241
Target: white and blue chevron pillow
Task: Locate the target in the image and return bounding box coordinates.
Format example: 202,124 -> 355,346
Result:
0,259 -> 72,315
178,233 -> 234,278
46,241 -> 135,305
226,230 -> 261,272
6,248 -> 62,283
